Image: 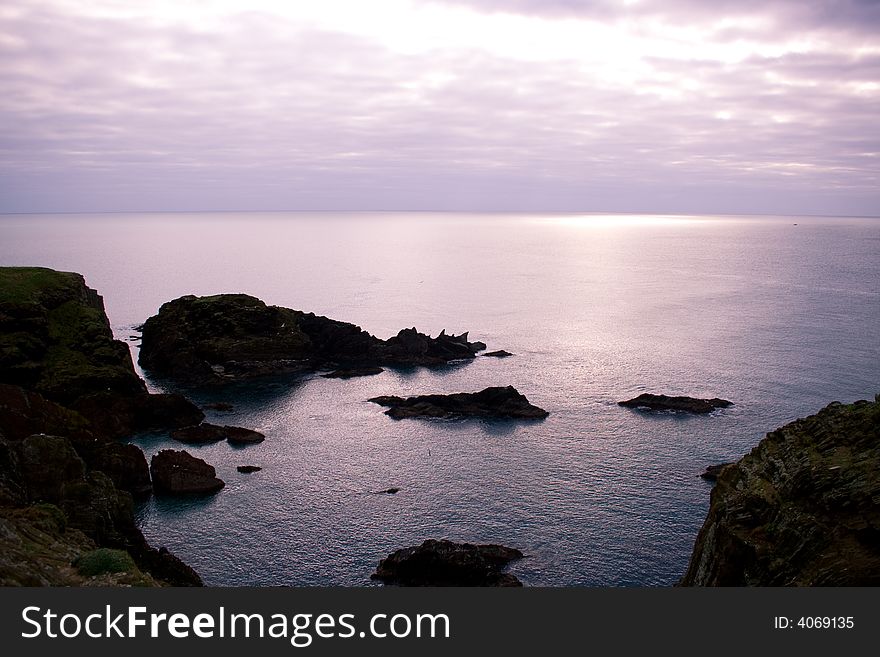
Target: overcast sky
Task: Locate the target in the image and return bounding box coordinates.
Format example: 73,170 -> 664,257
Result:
1,0 -> 878,215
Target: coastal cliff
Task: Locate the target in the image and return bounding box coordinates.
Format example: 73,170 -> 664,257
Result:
681,396 -> 880,586
0,267 -> 202,586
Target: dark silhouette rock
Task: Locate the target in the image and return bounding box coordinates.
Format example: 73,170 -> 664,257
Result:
369,386 -> 548,420
0,384 -> 94,444
681,396 -> 880,586
618,393 -> 732,414
483,350 -> 513,358
90,442 -> 152,498
372,539 -> 523,586
138,294 -> 487,384
699,463 -> 734,482
237,465 -> 262,473
373,487 -> 400,494
171,423 -> 264,445
71,391 -> 204,440
322,367 -> 384,379
150,449 -> 225,495
225,426 -> 266,445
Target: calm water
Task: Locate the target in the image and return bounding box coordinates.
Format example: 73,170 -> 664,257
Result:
1,212 -> 878,586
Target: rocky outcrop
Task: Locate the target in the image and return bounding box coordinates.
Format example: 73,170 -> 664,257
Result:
372,539 -> 523,586
618,393 -> 732,414
681,396 -> 880,586
0,267 -> 146,403
483,350 -> 513,358
138,294 -> 487,385
369,386 -> 549,420
171,423 -> 265,445
0,432 -> 201,586
71,391 -> 204,440
237,465 -> 262,473
150,449 -> 225,495
89,442 -> 152,498
699,463 -> 734,482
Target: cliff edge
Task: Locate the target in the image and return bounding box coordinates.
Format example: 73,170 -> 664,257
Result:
681,395 -> 880,586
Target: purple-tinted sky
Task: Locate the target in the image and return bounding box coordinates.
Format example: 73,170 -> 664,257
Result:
1,0 -> 878,215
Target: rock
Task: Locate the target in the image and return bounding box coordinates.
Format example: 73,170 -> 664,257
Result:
171,423 -> 264,445
0,267 -> 146,404
237,465 -> 262,473
89,442 -> 152,498
618,393 -> 732,414
680,396 -> 880,586
203,402 -> 234,411
322,367 -> 384,379
483,350 -> 513,358
0,383 -> 95,445
150,449 -> 225,495
138,294 -> 487,384
372,539 -> 523,586
369,386 -> 549,420
699,463 -> 734,482
71,391 -> 204,439
373,487 -> 400,494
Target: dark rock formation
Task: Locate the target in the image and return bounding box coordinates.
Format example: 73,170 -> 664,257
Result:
138,294 -> 487,384
71,391 -> 204,439
483,350 -> 513,358
237,465 -> 262,473
89,442 -> 152,498
681,396 -> 880,586
699,463 -> 734,482
618,393 -> 732,414
150,449 -> 225,495
369,386 -> 549,420
0,432 -> 201,586
0,267 -> 146,404
322,366 -> 384,379
372,539 -> 523,586
373,487 -> 400,494
171,423 -> 265,445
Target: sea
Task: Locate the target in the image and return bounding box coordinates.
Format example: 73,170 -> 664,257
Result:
1,212 -> 878,586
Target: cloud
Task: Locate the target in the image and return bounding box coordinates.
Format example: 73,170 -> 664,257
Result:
0,0 -> 877,214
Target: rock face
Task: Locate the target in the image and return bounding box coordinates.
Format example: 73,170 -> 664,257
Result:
372,539 -> 523,586
138,294 -> 487,384
171,423 -> 265,445
699,463 -> 734,482
618,393 -> 732,414
681,396 -> 880,586
150,449 -> 225,495
369,386 -> 549,420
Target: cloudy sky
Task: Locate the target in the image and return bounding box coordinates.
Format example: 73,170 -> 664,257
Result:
1,0 -> 878,215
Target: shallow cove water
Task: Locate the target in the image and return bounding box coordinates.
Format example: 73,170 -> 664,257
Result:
1,212 -> 878,585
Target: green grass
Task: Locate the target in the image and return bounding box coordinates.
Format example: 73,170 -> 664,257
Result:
0,267 -> 79,305
74,548 -> 138,577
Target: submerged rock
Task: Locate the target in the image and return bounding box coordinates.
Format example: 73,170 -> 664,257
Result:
681,396 -> 880,586
483,350 -> 513,358
373,487 -> 401,495
372,539 -> 523,586
237,465 -> 262,474
150,449 -> 225,495
618,393 -> 732,414
138,294 -> 487,384
369,386 -> 548,420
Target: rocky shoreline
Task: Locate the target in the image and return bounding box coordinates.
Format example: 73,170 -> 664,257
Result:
2,266 -> 877,587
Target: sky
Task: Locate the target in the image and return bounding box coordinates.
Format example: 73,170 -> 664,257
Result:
1,0 -> 878,215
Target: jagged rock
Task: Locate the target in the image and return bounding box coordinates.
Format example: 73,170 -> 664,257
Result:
171,423 -> 265,445
138,294 -> 487,384
699,463 -> 734,482
322,367 -> 384,379
150,449 -> 225,495
369,386 -> 549,420
237,465 -> 262,473
618,393 -> 732,414
483,350 -> 513,358
681,396 -> 880,586
372,539 -> 523,586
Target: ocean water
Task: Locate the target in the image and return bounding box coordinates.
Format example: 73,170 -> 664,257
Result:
1,212 -> 878,586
